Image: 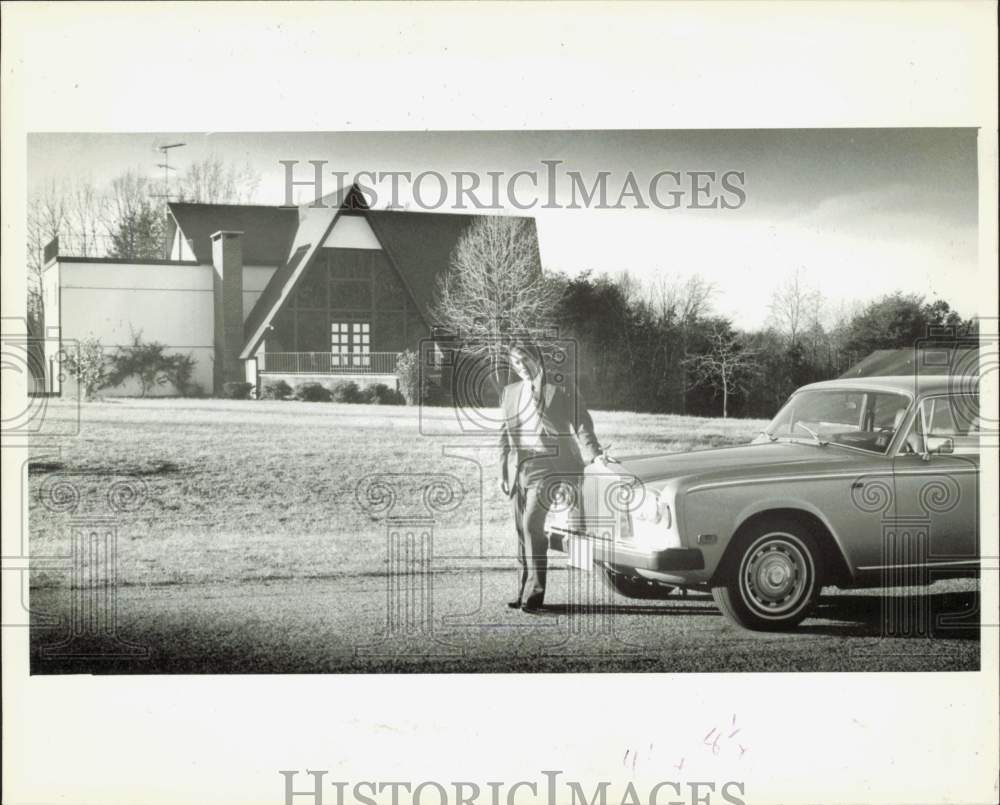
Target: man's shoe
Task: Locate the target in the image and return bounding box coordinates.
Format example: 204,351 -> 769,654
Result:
521,603 -> 544,614
507,600 -> 522,609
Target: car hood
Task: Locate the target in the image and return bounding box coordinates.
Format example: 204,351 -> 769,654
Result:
607,441 -> 884,488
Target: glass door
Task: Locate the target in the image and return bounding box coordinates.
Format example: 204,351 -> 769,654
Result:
331,321 -> 370,369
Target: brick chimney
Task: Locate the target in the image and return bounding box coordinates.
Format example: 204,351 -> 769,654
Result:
211,231 -> 244,394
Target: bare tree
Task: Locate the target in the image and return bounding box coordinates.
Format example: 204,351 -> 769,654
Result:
104,170 -> 167,259
644,274 -> 715,326
632,273 -> 717,413
66,178 -> 107,257
684,322 -> 756,418
26,181 -> 70,318
178,155 -> 260,204
434,216 -> 558,385
767,267 -> 822,345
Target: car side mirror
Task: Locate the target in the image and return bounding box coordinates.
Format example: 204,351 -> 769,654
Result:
924,436 -> 954,458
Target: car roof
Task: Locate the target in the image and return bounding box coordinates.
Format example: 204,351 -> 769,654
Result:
796,375 -> 978,398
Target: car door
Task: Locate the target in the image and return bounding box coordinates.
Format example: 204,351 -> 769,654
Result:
891,393 -> 980,571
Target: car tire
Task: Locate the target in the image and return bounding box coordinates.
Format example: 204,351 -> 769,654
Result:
710,517 -> 824,631
601,566 -> 677,599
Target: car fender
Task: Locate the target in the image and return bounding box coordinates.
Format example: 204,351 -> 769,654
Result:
681,487 -> 856,583
731,496 -> 853,576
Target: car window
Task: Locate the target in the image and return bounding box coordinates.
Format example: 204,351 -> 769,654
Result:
770,391 -> 864,433
900,394 -> 980,455
869,393 -> 908,430
766,389 -> 909,453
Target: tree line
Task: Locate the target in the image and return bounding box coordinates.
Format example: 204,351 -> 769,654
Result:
435,218 -> 978,419
30,180 -> 977,417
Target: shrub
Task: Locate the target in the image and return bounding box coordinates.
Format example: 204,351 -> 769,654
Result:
222,381 -> 253,400
422,379 -> 450,407
106,330 -> 195,396
361,382 -> 405,405
294,381 -> 331,402
260,379 -> 293,400
395,349 -> 429,406
327,380 -> 362,403
62,337 -> 108,400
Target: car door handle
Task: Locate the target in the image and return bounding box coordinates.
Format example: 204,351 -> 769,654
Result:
851,481 -> 864,490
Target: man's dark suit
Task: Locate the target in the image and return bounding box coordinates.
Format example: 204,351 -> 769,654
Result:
498,378 -> 601,609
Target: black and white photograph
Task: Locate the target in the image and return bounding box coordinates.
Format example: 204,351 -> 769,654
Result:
21,128 -> 986,674
2,3 -> 997,805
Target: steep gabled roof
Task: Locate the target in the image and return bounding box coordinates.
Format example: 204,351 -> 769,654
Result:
226,184 -> 539,358
365,210 -> 488,328
240,184 -> 359,358
168,202 -> 298,265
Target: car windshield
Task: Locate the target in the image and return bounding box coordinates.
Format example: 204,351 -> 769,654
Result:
764,389 -> 911,454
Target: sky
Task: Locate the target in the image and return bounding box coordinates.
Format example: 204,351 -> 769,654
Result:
27,129 -> 979,330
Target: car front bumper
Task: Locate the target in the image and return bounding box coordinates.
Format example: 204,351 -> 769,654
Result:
548,529 -> 705,572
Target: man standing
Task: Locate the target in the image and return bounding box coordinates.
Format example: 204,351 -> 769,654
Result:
497,339 -> 614,612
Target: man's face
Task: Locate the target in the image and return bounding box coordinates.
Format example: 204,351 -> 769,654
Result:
509,348 -> 540,382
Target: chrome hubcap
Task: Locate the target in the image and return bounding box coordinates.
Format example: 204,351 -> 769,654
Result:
741,534 -> 811,616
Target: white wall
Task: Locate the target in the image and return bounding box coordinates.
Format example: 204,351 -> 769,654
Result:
57,260 -> 215,396
322,215 -> 382,249
41,260 -> 62,393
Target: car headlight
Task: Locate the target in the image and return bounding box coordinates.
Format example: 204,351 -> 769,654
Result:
635,491 -> 672,528
626,488 -> 681,551
636,491 -> 662,523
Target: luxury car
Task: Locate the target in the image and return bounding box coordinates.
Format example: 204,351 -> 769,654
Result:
546,375 -> 981,630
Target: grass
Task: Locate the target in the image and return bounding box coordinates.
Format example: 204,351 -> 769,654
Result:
28,398 -> 766,588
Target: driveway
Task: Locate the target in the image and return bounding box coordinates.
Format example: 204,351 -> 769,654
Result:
28,568 -> 980,674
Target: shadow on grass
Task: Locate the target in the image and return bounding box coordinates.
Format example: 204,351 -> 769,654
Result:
28,459 -> 182,476
27,460 -> 65,474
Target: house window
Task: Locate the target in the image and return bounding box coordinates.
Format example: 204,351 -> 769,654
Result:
331,321 -> 370,368
352,322 -> 370,368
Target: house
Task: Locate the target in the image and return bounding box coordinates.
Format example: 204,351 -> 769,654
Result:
40,184 -> 539,397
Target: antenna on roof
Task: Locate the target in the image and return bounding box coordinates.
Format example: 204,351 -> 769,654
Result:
152,143 -> 186,257
151,142 -> 187,200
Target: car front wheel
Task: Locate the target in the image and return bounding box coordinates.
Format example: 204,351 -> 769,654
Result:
710,518 -> 823,630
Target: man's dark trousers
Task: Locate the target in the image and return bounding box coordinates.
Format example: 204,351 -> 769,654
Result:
512,457 -> 559,609
498,379 -> 601,609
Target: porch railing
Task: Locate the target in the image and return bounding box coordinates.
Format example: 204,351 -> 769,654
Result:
258,352 -> 401,375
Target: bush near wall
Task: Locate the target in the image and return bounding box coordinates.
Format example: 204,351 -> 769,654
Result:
222,382 -> 253,400
260,379 -> 293,400
294,382 -> 332,402
327,380 -> 362,403
361,383 -> 405,405
256,378 -> 404,404
62,337 -> 108,401
395,349 -> 430,406
106,332 -> 196,397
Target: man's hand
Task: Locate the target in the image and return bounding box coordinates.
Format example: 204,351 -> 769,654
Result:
592,445 -> 620,469
498,478 -> 510,496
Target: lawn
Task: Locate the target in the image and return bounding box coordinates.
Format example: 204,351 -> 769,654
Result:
28,398 -> 766,588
